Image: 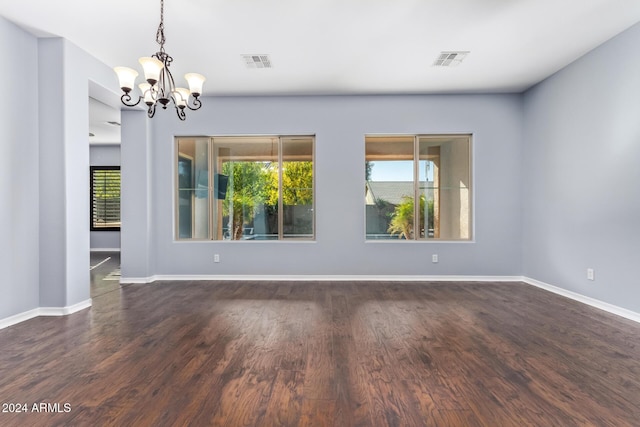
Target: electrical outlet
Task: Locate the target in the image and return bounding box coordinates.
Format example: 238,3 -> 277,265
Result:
587,268 -> 594,281
432,254 -> 439,263
214,254 -> 220,263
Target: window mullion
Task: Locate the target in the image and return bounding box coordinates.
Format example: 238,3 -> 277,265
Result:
413,136 -> 420,240
278,137 -> 284,240
209,138 -> 214,240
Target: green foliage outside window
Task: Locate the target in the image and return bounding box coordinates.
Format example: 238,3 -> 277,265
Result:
221,161 -> 313,239
387,195 -> 434,239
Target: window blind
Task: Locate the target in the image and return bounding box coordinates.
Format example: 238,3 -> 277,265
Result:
90,166 -> 121,231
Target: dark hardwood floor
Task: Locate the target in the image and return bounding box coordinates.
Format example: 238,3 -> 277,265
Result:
1,280 -> 639,426
90,252 -> 121,298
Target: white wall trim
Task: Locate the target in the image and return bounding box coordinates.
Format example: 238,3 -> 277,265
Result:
0,299 -> 93,330
0,308 -> 41,330
121,274 -> 524,283
523,277 -> 640,324
122,275 -> 156,284
39,299 -> 93,316
90,248 -> 121,252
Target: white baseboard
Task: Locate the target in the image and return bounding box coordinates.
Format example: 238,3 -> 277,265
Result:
0,308 -> 41,330
0,299 -> 92,330
121,275 -> 156,284
90,248 -> 120,252
121,274 -> 524,283
39,299 -> 92,316
523,277 -> 640,324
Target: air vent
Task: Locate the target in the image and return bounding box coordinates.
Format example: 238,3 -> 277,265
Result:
432,51 -> 469,67
242,54 -> 272,69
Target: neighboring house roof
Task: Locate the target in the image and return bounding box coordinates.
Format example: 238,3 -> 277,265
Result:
366,181 -> 433,205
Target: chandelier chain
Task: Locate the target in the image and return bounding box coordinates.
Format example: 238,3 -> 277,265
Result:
155,0 -> 166,51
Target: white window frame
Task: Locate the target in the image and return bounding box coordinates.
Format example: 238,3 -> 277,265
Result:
175,135 -> 316,241
365,134 -> 473,242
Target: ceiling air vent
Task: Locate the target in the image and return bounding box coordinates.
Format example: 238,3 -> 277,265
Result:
242,54 -> 272,69
432,51 -> 469,67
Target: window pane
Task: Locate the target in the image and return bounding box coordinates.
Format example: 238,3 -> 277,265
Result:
213,137 -> 278,240
418,145 -> 438,239
419,136 -> 471,240
365,136 -> 415,240
177,138 -> 209,239
365,134 -> 472,241
176,135 -> 315,241
91,167 -> 120,231
282,137 -> 314,239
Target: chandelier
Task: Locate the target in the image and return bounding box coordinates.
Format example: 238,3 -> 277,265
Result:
113,0 -> 206,121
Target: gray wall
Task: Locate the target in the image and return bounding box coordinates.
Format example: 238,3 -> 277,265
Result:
2,12 -> 638,320
0,16 -> 40,319
122,94 -> 524,278
121,110 -> 155,280
1,17 -> 120,319
522,22 -> 640,312
37,38 -> 119,308
90,144 -> 121,250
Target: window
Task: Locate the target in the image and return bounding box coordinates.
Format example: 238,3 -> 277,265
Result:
90,166 -> 121,231
365,134 -> 471,240
176,136 -> 314,240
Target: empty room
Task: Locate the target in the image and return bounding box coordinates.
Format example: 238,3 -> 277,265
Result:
1,0 -> 639,425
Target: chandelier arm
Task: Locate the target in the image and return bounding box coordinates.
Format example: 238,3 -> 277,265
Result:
121,93 -> 142,107
147,103 -> 157,118
154,52 -> 175,108
156,64 -> 170,107
175,106 -> 187,121
186,96 -> 202,111
163,56 -> 177,90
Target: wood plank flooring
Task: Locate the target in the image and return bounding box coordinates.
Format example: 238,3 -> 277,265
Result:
90,252 -> 121,298
1,280 -> 639,426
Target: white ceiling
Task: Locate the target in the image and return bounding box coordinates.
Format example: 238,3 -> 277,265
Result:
2,0 -> 640,97
88,97 -> 121,144
3,0 -> 640,143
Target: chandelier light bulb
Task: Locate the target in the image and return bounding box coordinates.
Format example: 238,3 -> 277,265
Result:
138,57 -> 164,85
174,88 -> 191,108
113,67 -> 139,93
185,73 -> 206,97
138,83 -> 155,105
